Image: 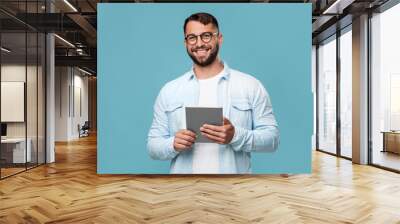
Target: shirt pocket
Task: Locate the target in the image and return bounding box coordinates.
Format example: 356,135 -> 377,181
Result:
165,102 -> 184,135
230,99 -> 252,130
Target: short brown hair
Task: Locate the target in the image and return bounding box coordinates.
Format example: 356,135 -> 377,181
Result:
183,12 -> 219,34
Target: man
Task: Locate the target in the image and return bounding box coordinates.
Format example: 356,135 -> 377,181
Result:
147,12 -> 279,174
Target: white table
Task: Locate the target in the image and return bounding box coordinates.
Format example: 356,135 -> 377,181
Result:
1,138 -> 32,163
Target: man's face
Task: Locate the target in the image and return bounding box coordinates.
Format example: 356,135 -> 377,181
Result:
184,21 -> 222,67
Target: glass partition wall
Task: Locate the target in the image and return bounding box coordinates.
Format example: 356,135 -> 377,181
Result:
0,2 -> 46,179
317,35 -> 337,155
370,3 -> 400,172
316,26 -> 353,159
339,27 -> 352,159
0,31 -> 27,177
315,0 -> 400,172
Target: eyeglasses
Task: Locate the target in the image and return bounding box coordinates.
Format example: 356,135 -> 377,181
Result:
185,32 -> 218,45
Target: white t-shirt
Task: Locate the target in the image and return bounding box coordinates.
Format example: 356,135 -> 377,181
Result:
192,71 -> 224,174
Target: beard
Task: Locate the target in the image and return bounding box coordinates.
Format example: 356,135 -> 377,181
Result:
187,43 -> 219,67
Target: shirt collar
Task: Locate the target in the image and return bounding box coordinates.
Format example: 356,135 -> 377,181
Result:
186,61 -> 231,81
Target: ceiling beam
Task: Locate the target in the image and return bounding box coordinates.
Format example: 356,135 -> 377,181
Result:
55,55 -> 96,72
67,13 -> 97,46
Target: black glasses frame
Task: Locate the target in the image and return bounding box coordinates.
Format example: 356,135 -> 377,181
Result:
185,32 -> 219,45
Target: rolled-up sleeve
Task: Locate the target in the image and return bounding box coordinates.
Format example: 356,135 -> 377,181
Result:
229,81 -> 280,152
147,89 -> 179,160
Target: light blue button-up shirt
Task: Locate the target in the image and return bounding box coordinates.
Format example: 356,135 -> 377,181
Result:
147,62 -> 279,174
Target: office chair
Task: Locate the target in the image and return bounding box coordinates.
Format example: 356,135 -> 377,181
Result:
79,121 -> 90,138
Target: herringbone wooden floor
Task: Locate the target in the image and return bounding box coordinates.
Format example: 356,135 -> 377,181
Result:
1,134 -> 400,224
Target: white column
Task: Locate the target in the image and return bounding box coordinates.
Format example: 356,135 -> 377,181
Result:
45,1 -> 55,163
46,33 -> 55,163
352,14 -> 369,164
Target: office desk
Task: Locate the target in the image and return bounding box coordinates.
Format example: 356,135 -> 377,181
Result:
1,138 -> 32,164
382,131 -> 400,154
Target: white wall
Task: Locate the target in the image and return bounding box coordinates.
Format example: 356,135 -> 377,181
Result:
1,65 -> 41,138
55,66 -> 69,141
55,66 -> 89,141
72,73 -> 89,138
1,65 -> 26,133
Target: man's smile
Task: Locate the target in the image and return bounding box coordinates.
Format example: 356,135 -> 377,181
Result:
193,48 -> 210,57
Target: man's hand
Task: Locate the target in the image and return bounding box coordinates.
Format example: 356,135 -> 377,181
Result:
200,117 -> 235,144
173,129 -> 196,152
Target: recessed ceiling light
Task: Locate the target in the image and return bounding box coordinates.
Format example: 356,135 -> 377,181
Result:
54,34 -> 75,48
63,0 -> 78,12
78,67 -> 93,76
322,0 -> 354,15
1,47 -> 11,53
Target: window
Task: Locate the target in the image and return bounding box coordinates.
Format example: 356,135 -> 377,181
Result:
371,2 -> 400,171
339,28 -> 352,158
317,35 -> 337,154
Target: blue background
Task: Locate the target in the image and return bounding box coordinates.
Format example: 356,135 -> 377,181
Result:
98,3 -> 312,174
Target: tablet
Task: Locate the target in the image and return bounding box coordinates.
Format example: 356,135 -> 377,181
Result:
185,107 -> 223,143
